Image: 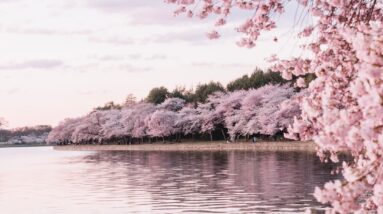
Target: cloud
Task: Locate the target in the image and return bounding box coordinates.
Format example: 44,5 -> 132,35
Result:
0,0 -> 18,3
152,30 -> 209,44
127,8 -> 192,26
191,62 -> 214,67
0,88 -> 21,95
122,64 -> 152,73
87,0 -> 194,26
4,26 -> 92,35
87,0 -> 163,13
0,59 -> 64,70
191,61 -> 256,70
150,24 -> 239,45
92,55 -> 125,61
88,30 -> 207,46
7,88 -> 21,95
76,90 -> 108,96
145,54 -> 167,60
88,36 -> 136,45
128,54 -> 142,60
89,54 -> 143,61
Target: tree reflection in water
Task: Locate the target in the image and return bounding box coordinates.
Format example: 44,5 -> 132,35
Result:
73,150 -> 339,213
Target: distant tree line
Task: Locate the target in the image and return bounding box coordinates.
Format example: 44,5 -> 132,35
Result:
0,125 -> 52,143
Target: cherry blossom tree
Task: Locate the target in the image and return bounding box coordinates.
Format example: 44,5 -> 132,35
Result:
197,91 -> 227,141
254,84 -> 295,136
100,109 -> 125,141
240,84 -> 276,136
119,102 -> 156,143
147,109 -> 178,141
226,84 -> 299,139
120,106 -> 137,139
158,97 -> 186,112
47,117 -> 84,144
311,22 -> 383,213
131,103 -> 157,140
165,0 -> 383,212
276,89 -> 306,137
216,90 -> 247,141
176,106 -> 203,137
71,110 -> 109,144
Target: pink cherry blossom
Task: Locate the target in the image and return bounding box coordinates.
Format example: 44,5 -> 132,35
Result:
165,0 -> 383,212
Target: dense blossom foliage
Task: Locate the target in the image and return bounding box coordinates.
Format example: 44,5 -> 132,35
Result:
48,84 -> 299,144
47,118 -> 84,144
165,0 -> 383,212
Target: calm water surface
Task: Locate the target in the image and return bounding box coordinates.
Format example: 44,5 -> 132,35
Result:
0,147 -> 338,214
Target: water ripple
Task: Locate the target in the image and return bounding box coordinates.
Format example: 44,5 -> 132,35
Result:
0,147 -> 340,213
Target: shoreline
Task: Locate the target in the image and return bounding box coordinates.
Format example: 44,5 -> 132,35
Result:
0,143 -> 48,148
54,141 -> 316,152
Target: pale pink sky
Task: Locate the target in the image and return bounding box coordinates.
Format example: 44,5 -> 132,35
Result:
0,0 -> 307,128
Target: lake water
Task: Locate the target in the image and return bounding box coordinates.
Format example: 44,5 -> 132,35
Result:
0,147 -> 338,213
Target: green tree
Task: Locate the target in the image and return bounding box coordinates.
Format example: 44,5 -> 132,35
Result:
94,101 -> 122,111
194,82 -> 225,103
169,86 -> 187,100
227,69 -> 288,91
226,74 -> 251,91
258,69 -> 287,86
169,86 -> 195,103
302,73 -> 316,87
146,86 -> 169,104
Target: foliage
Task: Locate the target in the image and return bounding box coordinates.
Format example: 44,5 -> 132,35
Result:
227,69 -> 287,92
94,101 -> 122,111
194,81 -> 225,103
168,86 -> 195,103
146,86 -> 169,104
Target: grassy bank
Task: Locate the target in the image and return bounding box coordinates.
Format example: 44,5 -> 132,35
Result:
54,141 -> 316,152
0,143 -> 48,148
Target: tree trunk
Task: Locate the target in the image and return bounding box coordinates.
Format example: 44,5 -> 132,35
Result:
209,131 -> 213,141
231,134 -> 236,142
221,128 -> 226,141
